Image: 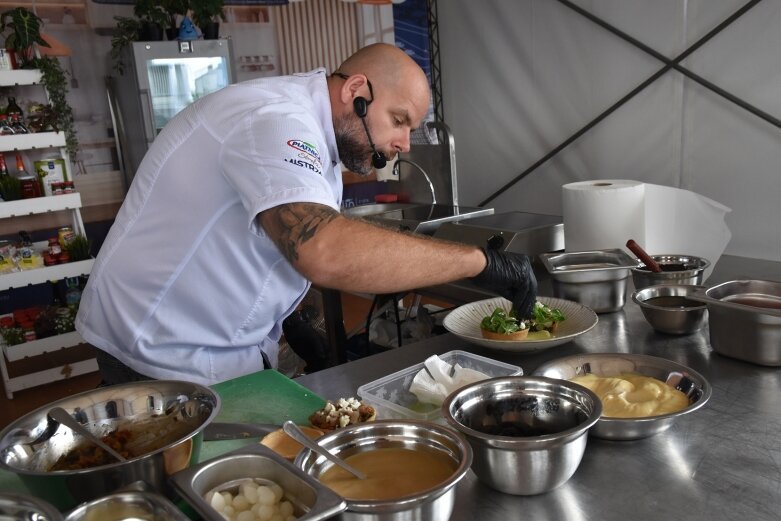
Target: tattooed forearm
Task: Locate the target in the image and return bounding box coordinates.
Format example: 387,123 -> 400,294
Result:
259,203 -> 340,262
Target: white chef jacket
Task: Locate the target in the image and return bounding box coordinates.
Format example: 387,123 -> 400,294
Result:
76,69 -> 342,385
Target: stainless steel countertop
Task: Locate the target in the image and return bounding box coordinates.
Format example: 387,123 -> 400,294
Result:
297,254 -> 781,521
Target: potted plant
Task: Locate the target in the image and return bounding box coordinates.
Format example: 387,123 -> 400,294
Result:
161,0 -> 190,40
0,7 -> 49,68
133,0 -> 167,41
0,8 -> 79,158
110,16 -> 141,75
190,0 -> 226,40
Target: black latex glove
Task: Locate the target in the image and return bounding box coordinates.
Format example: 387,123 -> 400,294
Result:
472,248 -> 538,318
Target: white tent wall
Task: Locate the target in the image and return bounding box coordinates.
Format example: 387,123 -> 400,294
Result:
438,0 -> 781,261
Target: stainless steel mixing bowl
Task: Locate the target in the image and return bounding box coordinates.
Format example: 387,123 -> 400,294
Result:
294,420 -> 472,521
534,353 -> 711,440
631,254 -> 710,290
442,376 -> 601,496
0,380 -> 220,510
0,492 -> 63,521
632,284 -> 708,334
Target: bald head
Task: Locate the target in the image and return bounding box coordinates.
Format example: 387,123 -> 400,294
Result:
330,43 -> 431,175
337,43 -> 430,112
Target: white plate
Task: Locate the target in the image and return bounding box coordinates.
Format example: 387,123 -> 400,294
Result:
442,296 -> 598,352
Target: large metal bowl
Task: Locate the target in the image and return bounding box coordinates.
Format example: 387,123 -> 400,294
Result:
294,420 -> 472,521
0,380 -> 220,510
631,254 -> 710,290
533,353 -> 711,440
442,376 -> 601,496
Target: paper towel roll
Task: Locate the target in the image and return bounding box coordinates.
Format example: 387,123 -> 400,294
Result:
562,179 -> 732,280
563,180 -> 647,253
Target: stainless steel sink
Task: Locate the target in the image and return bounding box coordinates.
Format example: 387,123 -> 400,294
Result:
343,203 -> 494,235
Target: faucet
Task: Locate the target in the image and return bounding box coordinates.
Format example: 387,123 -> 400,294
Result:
391,159 -> 437,205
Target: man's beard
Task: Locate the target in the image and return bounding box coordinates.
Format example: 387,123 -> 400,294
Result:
334,113 -> 375,176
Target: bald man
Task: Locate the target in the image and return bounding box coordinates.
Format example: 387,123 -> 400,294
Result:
77,43 -> 536,386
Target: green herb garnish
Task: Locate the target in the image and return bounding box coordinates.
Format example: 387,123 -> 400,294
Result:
480,308 -> 526,334
529,302 -> 566,332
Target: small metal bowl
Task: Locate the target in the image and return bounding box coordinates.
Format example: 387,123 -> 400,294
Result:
632,284 -> 708,335
442,376 -> 601,496
631,254 -> 710,290
294,420 -> 472,521
534,353 -> 711,440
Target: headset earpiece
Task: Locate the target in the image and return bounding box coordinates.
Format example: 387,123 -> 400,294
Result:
353,97 -> 369,118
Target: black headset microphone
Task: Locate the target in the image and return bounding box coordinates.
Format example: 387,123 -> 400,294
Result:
353,96 -> 387,170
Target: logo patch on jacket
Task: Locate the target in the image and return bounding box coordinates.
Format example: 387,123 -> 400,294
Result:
285,139 -> 322,174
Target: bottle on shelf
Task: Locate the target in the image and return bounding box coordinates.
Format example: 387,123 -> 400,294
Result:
0,153 -> 8,177
0,114 -> 15,135
5,97 -> 23,121
10,113 -> 29,134
14,153 -> 42,198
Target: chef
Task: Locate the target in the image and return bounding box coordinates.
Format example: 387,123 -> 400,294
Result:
76,43 -> 536,386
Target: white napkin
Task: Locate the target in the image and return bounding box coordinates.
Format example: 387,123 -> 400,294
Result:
409,355 -> 489,406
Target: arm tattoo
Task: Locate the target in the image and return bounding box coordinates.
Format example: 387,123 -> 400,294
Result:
260,203 -> 340,262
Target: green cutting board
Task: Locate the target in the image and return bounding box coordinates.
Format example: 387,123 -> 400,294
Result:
200,370 -> 326,460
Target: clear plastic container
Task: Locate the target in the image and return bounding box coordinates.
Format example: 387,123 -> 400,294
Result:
357,350 -> 522,422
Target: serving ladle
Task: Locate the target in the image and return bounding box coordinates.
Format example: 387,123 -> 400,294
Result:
282,421 -> 366,480
47,406 -> 127,463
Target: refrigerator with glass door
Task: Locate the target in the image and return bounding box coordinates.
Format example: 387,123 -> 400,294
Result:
108,38 -> 236,191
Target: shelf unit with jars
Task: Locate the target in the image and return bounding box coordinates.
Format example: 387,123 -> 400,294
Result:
0,68 -> 96,399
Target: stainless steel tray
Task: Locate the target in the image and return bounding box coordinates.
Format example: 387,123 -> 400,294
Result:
170,443 -> 346,521
540,249 -> 639,283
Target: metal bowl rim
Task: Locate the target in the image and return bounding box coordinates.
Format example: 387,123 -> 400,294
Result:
0,379 -> 221,476
532,353 -> 712,422
295,419 -> 473,509
631,284 -> 708,310
441,375 -> 603,444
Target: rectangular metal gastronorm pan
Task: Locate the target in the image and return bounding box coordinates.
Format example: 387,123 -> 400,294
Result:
690,280 -> 781,366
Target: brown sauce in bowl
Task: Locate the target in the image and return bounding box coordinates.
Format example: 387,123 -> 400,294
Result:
638,264 -> 690,272
319,447 -> 456,500
645,296 -> 702,308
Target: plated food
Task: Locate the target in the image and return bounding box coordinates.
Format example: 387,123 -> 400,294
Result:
479,301 -> 566,341
308,397 -> 376,431
444,296 -> 598,352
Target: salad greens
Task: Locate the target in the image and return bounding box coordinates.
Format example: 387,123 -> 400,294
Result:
480,308 -> 526,334
480,302 -> 566,335
529,301 -> 567,332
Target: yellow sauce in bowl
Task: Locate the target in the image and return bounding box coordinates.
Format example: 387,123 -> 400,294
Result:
571,372 -> 689,418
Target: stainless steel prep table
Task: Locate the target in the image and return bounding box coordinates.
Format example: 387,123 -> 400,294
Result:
297,254 -> 781,521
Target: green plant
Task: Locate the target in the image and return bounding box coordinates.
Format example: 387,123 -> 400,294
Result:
0,7 -> 49,68
161,0 -> 190,29
110,16 -> 141,75
190,0 -> 226,30
64,234 -> 92,261
0,326 -> 24,346
32,56 -> 78,158
0,174 -> 21,201
134,0 -> 168,28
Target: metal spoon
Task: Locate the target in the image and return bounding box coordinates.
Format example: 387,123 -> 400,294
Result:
282,421 -> 366,480
48,407 -> 127,463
